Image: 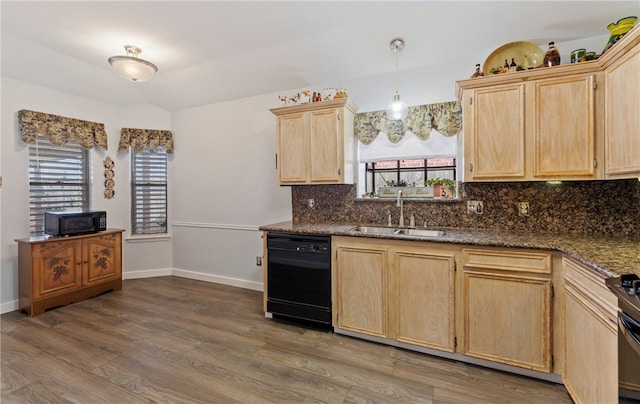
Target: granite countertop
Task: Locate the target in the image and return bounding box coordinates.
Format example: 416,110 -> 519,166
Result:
259,221 -> 640,278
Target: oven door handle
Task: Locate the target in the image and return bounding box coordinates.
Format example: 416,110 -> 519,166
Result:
619,311 -> 640,347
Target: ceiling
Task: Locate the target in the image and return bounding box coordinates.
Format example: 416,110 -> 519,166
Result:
2,1 -> 638,111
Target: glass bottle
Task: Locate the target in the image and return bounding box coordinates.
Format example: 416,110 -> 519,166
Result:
503,59 -> 509,72
543,42 -> 561,67
510,58 -> 517,71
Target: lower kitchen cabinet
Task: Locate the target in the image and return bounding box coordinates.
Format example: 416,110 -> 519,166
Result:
16,229 -> 124,316
390,244 -> 456,351
332,236 -> 457,351
562,257 -> 618,404
461,248 -> 553,372
333,238 -> 388,338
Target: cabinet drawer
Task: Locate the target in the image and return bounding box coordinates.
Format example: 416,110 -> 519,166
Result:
462,248 -> 551,274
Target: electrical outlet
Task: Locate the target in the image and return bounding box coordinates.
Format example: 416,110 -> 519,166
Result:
467,200 -> 483,215
517,202 -> 530,217
307,199 -> 315,209
256,256 -> 263,266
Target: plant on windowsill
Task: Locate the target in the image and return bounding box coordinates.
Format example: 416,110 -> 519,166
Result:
425,178 -> 456,198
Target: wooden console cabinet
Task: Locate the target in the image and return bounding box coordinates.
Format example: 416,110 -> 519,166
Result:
15,229 -> 124,316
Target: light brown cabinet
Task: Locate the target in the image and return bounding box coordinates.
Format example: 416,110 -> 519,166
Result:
603,31 -> 640,178
16,229 -> 124,316
458,24 -> 640,183
332,237 -> 457,351
460,72 -> 602,182
270,98 -> 358,185
461,248 -> 553,372
562,257 -> 618,404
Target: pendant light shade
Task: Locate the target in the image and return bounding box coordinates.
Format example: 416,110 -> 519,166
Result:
386,38 -> 408,120
108,45 -> 158,82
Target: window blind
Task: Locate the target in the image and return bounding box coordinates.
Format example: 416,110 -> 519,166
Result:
28,138 -> 89,235
131,150 -> 167,234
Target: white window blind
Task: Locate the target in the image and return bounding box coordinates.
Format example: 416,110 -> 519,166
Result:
28,138 -> 90,235
131,150 -> 167,234
358,130 -> 458,163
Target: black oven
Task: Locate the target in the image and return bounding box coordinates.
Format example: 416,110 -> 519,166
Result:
605,274 -> 640,401
266,232 -> 331,326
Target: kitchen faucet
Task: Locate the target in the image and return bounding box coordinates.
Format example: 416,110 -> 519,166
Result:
397,189 -> 405,227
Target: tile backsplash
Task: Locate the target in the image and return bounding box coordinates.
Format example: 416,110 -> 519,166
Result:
292,179 -> 640,237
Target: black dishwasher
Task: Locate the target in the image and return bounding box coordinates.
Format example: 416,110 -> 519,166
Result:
266,232 -> 331,326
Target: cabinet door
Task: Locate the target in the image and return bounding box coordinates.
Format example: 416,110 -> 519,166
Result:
463,272 -> 552,372
32,240 -> 82,299
391,248 -> 455,352
309,108 -> 340,183
334,245 -> 387,338
563,259 -> 618,404
277,112 -> 308,183
532,74 -> 597,178
83,232 -> 122,286
605,48 -> 640,177
464,84 -> 526,180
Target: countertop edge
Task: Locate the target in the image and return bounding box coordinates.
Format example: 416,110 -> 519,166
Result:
259,221 -> 640,278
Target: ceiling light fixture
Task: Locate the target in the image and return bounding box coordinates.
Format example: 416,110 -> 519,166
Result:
386,38 -> 408,120
108,45 -> 158,82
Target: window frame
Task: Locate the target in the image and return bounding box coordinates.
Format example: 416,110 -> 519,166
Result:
28,137 -> 90,236
130,148 -> 168,235
363,157 -> 456,196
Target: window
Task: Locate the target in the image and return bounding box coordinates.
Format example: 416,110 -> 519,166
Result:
28,137 -> 90,235
131,149 -> 167,235
363,157 -> 456,195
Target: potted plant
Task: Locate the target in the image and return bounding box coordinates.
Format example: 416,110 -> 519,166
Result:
425,178 -> 456,198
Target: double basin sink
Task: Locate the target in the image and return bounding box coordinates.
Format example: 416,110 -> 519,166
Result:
350,226 -> 446,238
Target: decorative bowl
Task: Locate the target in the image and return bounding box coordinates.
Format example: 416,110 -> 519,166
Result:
483,41 -> 544,75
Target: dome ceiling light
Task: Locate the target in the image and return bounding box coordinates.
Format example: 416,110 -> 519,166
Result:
108,45 -> 158,82
386,38 -> 408,120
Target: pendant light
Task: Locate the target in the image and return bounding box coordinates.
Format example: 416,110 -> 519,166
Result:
108,45 -> 158,82
386,38 -> 408,120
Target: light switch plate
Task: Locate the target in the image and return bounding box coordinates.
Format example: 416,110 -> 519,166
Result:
518,202 -> 530,217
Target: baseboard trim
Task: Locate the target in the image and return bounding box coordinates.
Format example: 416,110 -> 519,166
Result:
123,268 -> 173,279
1,300 -> 18,314
171,269 -> 263,291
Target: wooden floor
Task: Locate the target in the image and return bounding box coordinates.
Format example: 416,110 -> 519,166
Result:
2,276 -> 572,403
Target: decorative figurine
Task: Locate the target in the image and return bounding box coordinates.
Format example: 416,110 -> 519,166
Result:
471,63 -> 484,78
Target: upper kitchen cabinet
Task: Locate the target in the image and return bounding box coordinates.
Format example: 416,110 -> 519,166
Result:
601,25 -> 640,178
458,25 -> 640,183
270,98 -> 358,185
458,68 -> 603,182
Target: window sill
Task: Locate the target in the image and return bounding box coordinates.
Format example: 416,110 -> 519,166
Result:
355,197 -> 461,203
126,233 -> 171,243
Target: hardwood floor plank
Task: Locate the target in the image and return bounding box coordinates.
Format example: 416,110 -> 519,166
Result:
2,277 -> 573,403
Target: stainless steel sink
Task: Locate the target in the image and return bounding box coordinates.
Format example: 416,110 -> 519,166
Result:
395,228 -> 446,237
350,226 -> 445,238
350,226 -> 399,235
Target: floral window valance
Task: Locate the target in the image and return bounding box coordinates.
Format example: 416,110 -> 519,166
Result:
354,101 -> 462,145
18,109 -> 108,150
118,128 -> 174,154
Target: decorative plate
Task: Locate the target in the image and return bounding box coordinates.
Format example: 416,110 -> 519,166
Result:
483,41 -> 545,75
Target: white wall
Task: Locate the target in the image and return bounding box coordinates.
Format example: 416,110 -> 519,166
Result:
170,94 -> 291,289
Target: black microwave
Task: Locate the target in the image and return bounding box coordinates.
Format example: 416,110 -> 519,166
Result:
44,210 -> 107,237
